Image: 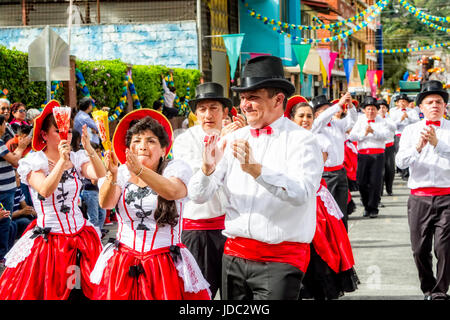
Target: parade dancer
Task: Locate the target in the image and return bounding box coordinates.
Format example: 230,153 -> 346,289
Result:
286,97 -> 358,300
396,80 -> 450,300
390,93 -> 419,180
90,109 -> 210,300
310,93 -> 357,229
173,82 -> 238,299
349,96 -> 390,218
0,100 -> 106,300
188,56 -> 323,300
377,99 -> 397,196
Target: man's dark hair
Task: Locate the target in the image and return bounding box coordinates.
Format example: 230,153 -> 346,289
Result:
79,97 -> 93,112
152,100 -> 163,110
17,125 -> 32,136
264,87 -> 288,109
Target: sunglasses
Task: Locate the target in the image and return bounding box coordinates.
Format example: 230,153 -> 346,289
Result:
16,109 -> 26,113
1,107 -> 10,111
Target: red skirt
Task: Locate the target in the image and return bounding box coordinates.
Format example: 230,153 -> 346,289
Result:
92,243 -> 211,300
344,141 -> 358,182
0,220 -> 102,300
312,193 -> 355,274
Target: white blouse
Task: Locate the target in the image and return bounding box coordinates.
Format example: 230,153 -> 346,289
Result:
98,159 -> 192,252
17,150 -> 90,234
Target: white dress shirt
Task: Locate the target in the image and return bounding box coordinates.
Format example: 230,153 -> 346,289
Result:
395,118 -> 450,189
382,114 -> 397,144
188,116 -> 323,244
172,125 -> 227,220
312,103 -> 357,167
348,115 -> 390,150
390,107 -> 420,135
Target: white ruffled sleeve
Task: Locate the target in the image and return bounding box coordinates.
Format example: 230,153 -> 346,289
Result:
71,150 -> 90,175
17,151 -> 49,185
163,159 -> 193,188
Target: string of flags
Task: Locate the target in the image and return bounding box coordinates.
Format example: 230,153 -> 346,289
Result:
367,41 -> 450,54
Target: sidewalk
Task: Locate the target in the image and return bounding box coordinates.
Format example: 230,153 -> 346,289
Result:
341,174 -> 423,300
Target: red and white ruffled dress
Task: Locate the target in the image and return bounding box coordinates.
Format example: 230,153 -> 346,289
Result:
0,150 -> 102,300
89,159 -> 211,300
300,180 -> 359,300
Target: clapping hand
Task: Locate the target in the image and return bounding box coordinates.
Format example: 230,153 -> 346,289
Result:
104,150 -> 119,175
202,134 -> 227,176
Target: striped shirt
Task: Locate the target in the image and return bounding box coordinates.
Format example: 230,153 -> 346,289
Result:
13,187 -> 25,213
0,139 -> 16,192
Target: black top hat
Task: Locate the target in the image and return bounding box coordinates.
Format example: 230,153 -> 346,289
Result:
361,96 -> 379,109
231,56 -> 295,97
416,80 -> 449,106
188,82 -> 232,112
377,99 -> 389,109
394,93 -> 409,103
311,95 -> 331,112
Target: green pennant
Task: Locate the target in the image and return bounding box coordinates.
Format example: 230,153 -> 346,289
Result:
357,64 -> 368,86
292,44 -> 311,84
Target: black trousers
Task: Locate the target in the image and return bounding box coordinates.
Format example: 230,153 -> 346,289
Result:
381,145 -> 395,195
181,229 -> 226,298
407,194 -> 450,297
357,153 -> 385,214
323,168 -> 348,230
394,135 -> 409,178
222,254 -> 304,300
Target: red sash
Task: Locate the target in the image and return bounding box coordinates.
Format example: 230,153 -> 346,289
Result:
358,148 -> 385,155
395,133 -> 401,137
182,214 -> 225,230
385,142 -> 394,148
411,187 -> 450,196
224,237 -> 310,273
323,164 -> 344,172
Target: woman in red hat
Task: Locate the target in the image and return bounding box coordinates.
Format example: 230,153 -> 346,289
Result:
285,96 -> 359,300
90,109 -> 210,300
0,100 -> 106,300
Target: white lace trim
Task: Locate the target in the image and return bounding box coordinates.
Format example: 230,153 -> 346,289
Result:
318,187 -> 344,220
175,247 -> 211,295
89,243 -> 116,285
4,229 -> 37,268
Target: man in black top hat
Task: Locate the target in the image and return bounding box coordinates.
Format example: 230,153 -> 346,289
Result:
173,82 -> 235,299
188,55 -> 323,300
349,96 -> 390,218
396,80 -> 450,300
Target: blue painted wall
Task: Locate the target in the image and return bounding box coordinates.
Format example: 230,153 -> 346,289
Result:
239,0 -> 301,67
0,22 -> 198,69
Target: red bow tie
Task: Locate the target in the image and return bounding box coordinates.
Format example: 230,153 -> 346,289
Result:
426,120 -> 441,127
368,120 -> 375,123
401,109 -> 406,112
250,126 -> 273,138
327,122 -> 331,127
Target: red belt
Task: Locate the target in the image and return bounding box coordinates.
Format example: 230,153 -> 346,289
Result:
385,142 -> 394,147
182,214 -> 225,230
358,148 -> 385,155
224,237 -> 310,273
324,164 -> 344,172
411,187 -> 450,196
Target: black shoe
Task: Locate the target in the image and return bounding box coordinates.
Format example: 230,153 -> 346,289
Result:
363,210 -> 369,217
387,192 -> 393,196
369,212 -> 378,218
402,176 -> 408,181
424,294 -> 432,300
431,293 -> 450,300
379,202 -> 385,208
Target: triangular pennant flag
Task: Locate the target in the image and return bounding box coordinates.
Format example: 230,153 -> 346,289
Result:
319,59 -> 328,87
221,34 -> 245,82
367,70 -> 377,97
317,48 -> 331,86
293,44 -> 311,85
328,52 -> 338,82
343,59 -> 356,84
357,64 -> 368,86
376,70 -> 383,86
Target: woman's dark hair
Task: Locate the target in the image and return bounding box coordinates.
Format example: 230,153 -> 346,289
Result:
0,114 -> 5,125
71,130 -> 81,152
10,102 -> 26,116
126,116 -> 177,227
290,102 -> 313,119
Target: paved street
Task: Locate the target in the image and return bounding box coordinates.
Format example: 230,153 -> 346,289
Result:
342,174 -> 423,300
